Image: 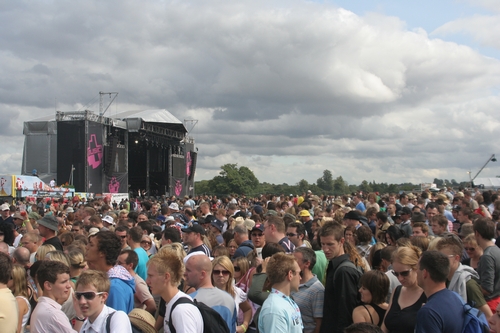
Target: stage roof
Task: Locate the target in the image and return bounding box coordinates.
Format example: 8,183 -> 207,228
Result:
25,109 -> 187,133
474,178 -> 500,188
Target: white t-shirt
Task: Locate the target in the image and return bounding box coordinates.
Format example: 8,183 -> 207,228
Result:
79,305 -> 131,333
164,291 -> 203,333
13,234 -> 23,248
234,285 -> 247,314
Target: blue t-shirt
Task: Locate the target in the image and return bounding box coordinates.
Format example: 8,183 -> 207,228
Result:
190,287 -> 237,333
134,247 -> 149,281
415,289 -> 463,333
355,202 -> 366,212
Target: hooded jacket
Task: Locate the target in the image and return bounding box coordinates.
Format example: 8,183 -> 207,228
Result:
107,265 -> 136,313
233,240 -> 255,259
448,263 -> 479,302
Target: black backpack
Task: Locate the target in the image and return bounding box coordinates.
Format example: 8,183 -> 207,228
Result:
168,297 -> 230,333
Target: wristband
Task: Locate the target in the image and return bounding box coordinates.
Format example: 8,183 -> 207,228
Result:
241,324 -> 247,332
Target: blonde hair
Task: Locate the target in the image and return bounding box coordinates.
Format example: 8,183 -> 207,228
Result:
68,250 -> 86,268
36,244 -> 56,261
392,246 -> 421,268
463,234 -> 478,248
232,256 -> 250,279
11,264 -> 29,298
211,256 -> 235,297
159,243 -> 186,261
76,270 -> 110,292
427,236 -> 442,251
148,250 -> 184,286
45,250 -> 70,267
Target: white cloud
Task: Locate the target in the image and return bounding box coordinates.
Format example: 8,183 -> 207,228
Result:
432,14 -> 500,49
1,0 -> 500,187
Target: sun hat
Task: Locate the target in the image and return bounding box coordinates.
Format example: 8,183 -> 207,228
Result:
128,308 -> 156,333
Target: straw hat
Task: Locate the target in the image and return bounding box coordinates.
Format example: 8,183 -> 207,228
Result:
128,308 -> 156,333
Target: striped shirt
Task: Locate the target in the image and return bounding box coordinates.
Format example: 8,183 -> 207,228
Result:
291,275 -> 325,333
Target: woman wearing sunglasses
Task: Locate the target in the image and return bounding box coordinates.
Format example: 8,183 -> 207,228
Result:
140,235 -> 153,257
381,246 -> 426,333
212,256 -> 253,333
461,234 -> 483,271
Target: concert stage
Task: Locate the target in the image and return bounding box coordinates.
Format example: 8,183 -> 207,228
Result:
22,109 -> 197,198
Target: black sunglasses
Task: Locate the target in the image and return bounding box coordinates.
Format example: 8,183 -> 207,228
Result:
75,291 -> 104,300
392,269 -> 412,278
233,266 -> 241,272
213,270 -> 230,276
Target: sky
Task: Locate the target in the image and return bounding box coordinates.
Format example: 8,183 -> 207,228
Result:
1,0 -> 500,187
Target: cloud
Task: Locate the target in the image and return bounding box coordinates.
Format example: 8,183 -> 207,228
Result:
1,0 -> 500,187
432,14 -> 500,49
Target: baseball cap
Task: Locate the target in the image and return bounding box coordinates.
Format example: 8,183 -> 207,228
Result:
102,215 -> 115,225
251,223 -> 265,232
181,224 -> 206,235
210,219 -> 224,232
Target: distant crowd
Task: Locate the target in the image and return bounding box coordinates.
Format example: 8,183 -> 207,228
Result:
0,187 -> 499,333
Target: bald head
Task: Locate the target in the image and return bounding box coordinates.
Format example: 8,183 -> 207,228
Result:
13,247 -> 30,266
0,242 -> 9,255
184,254 -> 213,289
189,254 -> 212,273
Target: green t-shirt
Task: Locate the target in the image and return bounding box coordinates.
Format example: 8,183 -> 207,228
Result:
312,250 -> 328,285
466,278 -> 487,308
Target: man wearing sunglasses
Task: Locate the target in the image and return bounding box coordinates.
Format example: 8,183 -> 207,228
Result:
75,270 -> 132,333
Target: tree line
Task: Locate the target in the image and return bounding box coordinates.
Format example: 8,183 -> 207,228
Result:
194,164 -> 470,197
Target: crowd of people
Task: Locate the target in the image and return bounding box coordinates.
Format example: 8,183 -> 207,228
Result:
0,188 -> 499,333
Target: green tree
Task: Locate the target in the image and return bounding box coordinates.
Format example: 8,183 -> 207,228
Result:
317,169 -> 334,192
208,164 -> 259,195
333,176 -> 349,195
194,180 -> 211,194
297,179 -> 309,194
359,180 -> 373,193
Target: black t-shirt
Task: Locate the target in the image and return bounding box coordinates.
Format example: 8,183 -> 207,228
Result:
43,236 -> 63,251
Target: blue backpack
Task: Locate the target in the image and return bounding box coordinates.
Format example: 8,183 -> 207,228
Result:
454,294 -> 489,333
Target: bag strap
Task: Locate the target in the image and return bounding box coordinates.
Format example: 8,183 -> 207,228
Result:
362,304 -> 374,324
333,260 -> 357,281
168,297 -> 195,333
105,311 -> 116,333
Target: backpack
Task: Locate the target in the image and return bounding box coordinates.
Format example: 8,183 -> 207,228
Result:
453,293 -> 489,333
105,312 -> 143,333
168,297 -> 230,333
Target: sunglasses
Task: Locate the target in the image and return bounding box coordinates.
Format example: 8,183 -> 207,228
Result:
464,247 -> 476,252
233,266 -> 241,272
286,233 -> 297,237
251,233 -> 263,237
75,291 -> 104,300
392,269 -> 412,278
213,270 -> 230,276
141,241 -> 152,245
